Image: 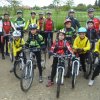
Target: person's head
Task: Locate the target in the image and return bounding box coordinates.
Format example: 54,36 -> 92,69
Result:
68,9 -> 75,18
64,18 -> 72,28
31,11 -> 36,19
17,10 -> 23,18
87,8 -> 95,19
78,27 -> 87,39
46,12 -> 52,19
57,30 -> 66,40
13,30 -> 21,40
29,24 -> 37,35
4,12 -> 10,20
87,20 -> 94,29
39,12 -> 44,19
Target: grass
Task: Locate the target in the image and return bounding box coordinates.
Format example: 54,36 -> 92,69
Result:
2,9 -> 100,30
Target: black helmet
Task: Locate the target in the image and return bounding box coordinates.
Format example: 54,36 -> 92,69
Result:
68,9 -> 75,13
4,12 -> 9,16
29,24 -> 37,30
46,11 -> 52,15
87,8 -> 95,13
17,10 -> 22,14
31,11 -> 36,15
87,20 -> 94,24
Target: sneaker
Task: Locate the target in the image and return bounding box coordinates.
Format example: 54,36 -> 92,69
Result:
46,80 -> 54,87
88,80 -> 94,86
39,76 -> 43,83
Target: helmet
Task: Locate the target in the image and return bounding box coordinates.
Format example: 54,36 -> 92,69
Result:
87,20 -> 94,24
13,30 -> 21,37
64,18 -> 71,24
59,29 -> 66,34
46,11 -> 52,15
39,12 -> 44,15
68,9 -> 75,13
17,10 -> 22,14
78,27 -> 87,33
87,8 -> 95,13
4,12 -> 9,16
29,24 -> 37,30
31,11 -> 36,15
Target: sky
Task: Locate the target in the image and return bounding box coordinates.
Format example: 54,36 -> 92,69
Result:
21,0 -> 95,7
0,0 -> 96,7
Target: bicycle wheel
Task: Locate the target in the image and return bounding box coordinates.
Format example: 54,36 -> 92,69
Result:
13,60 -> 24,79
56,69 -> 62,98
20,61 -> 34,92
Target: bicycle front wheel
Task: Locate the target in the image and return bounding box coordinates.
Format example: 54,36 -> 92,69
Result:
20,61 -> 34,92
56,69 -> 62,98
13,60 -> 24,79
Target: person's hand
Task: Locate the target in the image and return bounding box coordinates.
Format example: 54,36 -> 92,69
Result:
93,52 -> 99,57
49,51 -> 53,57
72,54 -> 76,61
77,48 -> 84,53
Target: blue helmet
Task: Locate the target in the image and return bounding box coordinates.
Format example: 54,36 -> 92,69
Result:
78,27 -> 87,33
29,24 -> 37,30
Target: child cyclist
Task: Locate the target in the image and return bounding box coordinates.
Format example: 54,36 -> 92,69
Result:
46,30 -> 74,87
86,20 -> 98,50
25,24 -> 45,83
63,18 -> 76,44
73,27 -> 91,79
88,39 -> 100,86
10,30 -> 25,72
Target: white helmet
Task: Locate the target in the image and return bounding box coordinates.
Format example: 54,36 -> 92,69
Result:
13,30 -> 21,37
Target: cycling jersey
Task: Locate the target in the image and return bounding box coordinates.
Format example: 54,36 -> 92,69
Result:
73,36 -> 91,54
13,38 -> 25,56
94,39 -> 100,53
24,18 -> 39,30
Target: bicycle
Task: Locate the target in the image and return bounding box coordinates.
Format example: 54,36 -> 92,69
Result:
71,56 -> 80,89
52,53 -> 71,98
20,47 -> 40,92
13,47 -> 26,79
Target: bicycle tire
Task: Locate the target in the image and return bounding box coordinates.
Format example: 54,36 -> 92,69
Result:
13,60 -> 24,79
20,61 -> 34,92
56,69 -> 62,98
72,62 -> 78,89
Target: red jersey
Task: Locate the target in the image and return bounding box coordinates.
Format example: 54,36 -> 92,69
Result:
50,40 -> 73,55
44,18 -> 54,31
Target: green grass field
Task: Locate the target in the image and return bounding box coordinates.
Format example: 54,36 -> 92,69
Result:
6,9 -> 100,30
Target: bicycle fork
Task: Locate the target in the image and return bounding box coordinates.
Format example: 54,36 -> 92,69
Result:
72,60 -> 80,76
56,67 -> 65,84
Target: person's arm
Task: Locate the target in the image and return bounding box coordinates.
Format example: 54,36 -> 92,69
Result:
11,21 -> 16,31
94,40 -> 100,53
75,19 -> 81,28
50,41 -> 56,52
73,37 -> 78,49
83,39 -> 91,51
24,20 -> 29,30
52,20 -> 54,31
66,42 -> 74,54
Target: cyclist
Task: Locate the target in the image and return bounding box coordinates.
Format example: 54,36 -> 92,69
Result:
73,27 -> 91,79
25,24 -> 45,83
2,12 -> 16,57
44,11 -> 54,47
10,30 -> 25,72
0,16 -> 4,59
46,30 -> 74,87
37,12 -> 45,39
86,20 -> 98,50
66,9 -> 80,30
63,18 -> 76,44
88,39 -> 100,86
24,11 -> 39,31
15,10 -> 25,38
87,8 -> 100,35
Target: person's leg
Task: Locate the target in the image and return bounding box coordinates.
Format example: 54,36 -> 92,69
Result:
1,36 -> 5,59
5,36 -> 9,55
45,32 -> 48,47
50,31 -> 53,45
35,51 -> 43,82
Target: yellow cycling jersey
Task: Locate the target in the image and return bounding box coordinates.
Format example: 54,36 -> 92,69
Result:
94,39 -> 100,53
24,18 -> 39,30
73,36 -> 91,53
13,38 -> 25,57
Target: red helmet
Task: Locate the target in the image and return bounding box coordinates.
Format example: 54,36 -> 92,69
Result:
64,18 -> 71,24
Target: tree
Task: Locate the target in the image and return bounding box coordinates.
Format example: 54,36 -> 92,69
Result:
66,0 -> 74,7
95,0 -> 98,6
98,0 -> 100,7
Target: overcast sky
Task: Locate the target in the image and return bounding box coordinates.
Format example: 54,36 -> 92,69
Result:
21,0 -> 95,7
0,0 -> 95,7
